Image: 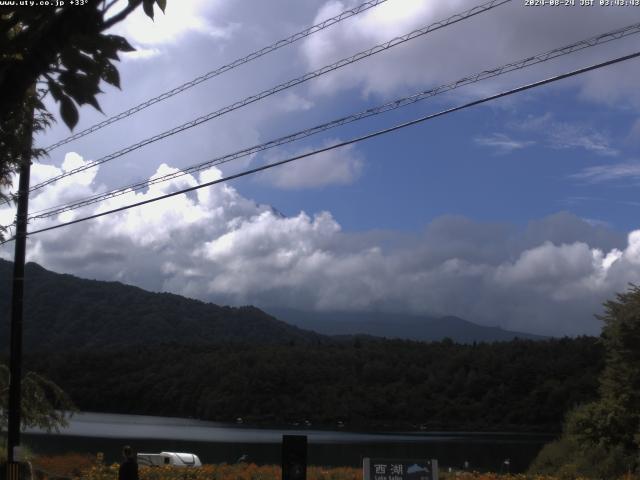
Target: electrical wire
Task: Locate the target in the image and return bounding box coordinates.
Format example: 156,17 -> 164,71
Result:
42,0 -> 392,153
25,0 -> 511,195
0,49 -> 634,245
26,21 -> 640,221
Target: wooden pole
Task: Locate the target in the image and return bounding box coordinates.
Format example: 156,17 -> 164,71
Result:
6,94 -> 34,468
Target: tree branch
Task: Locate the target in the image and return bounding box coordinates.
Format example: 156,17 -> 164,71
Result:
103,0 -> 120,14
102,0 -> 143,30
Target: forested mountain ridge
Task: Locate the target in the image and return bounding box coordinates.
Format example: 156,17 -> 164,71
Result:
0,259 -> 323,351
1,259 -> 544,350
0,259 -> 605,432
24,336 -> 603,432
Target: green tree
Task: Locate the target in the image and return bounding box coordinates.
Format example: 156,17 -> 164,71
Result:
568,285 -> 640,449
0,0 -> 167,213
530,285 -> 640,478
0,363 -> 76,433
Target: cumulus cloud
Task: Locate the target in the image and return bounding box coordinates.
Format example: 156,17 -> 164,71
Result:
121,48 -> 162,62
2,157 -> 640,337
300,0 -> 640,106
258,140 -> 364,189
275,93 -> 315,113
110,0 -> 234,47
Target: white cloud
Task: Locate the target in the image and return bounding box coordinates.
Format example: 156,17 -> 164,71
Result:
582,218 -> 611,229
110,0 -> 233,47
301,0 -> 452,96
275,92 -> 315,113
474,133 -> 534,154
511,113 -> 619,156
258,140 -> 364,189
300,0 -> 640,107
571,161 -> 640,184
121,47 -> 162,62
2,158 -> 640,337
549,122 -> 618,157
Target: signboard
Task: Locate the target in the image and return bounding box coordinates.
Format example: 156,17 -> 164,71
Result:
12,448 -> 23,463
363,458 -> 438,480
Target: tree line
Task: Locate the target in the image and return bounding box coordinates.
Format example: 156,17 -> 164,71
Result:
23,336 -> 603,432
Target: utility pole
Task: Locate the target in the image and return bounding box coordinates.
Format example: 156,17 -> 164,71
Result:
6,95 -> 34,472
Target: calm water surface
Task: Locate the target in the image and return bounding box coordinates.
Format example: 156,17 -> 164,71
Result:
23,412 -> 555,473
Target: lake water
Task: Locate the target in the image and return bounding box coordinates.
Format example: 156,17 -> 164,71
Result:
23,412 -> 555,473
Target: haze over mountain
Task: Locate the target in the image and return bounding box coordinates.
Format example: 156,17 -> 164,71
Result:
1,259 -> 544,351
270,309 -> 547,343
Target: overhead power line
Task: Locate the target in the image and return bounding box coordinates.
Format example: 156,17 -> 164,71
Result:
43,0 -> 391,153
26,21 -> 640,221
0,49 -> 634,245
26,0 -> 511,195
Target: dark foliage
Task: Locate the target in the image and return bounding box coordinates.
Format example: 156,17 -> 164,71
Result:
0,0 -> 166,208
24,337 -> 603,432
1,259 -> 604,431
0,260 -> 324,351
0,362 -> 76,433
530,285 -> 640,478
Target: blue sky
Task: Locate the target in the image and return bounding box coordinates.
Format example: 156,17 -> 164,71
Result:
2,0 -> 640,336
244,90 -> 639,233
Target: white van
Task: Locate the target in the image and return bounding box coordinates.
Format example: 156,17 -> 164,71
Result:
137,452 -> 202,467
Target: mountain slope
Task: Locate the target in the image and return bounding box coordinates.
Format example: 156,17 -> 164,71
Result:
268,308 -> 547,343
1,258 -> 543,353
0,259 -> 323,352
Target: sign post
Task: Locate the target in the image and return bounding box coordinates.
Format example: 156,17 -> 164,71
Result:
363,458 -> 438,480
282,435 -> 307,480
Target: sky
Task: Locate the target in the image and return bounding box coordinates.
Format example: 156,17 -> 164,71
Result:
2,0 -> 640,336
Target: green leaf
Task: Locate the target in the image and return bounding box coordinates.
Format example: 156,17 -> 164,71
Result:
156,0 -> 166,13
61,48 -> 98,75
142,0 -> 154,19
48,81 -> 63,102
58,71 -> 103,112
84,94 -> 103,113
105,34 -> 135,53
59,95 -> 78,130
88,93 -> 104,112
74,34 -> 100,55
100,63 -> 121,89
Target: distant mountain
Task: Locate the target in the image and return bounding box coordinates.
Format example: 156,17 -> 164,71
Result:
0,259 -> 323,352
0,258 -> 543,353
268,308 -> 547,343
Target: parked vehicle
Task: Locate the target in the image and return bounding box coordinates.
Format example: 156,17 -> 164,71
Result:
137,452 -> 202,467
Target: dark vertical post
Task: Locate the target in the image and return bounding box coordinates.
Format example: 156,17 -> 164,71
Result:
282,435 -> 307,480
6,98 -> 34,467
